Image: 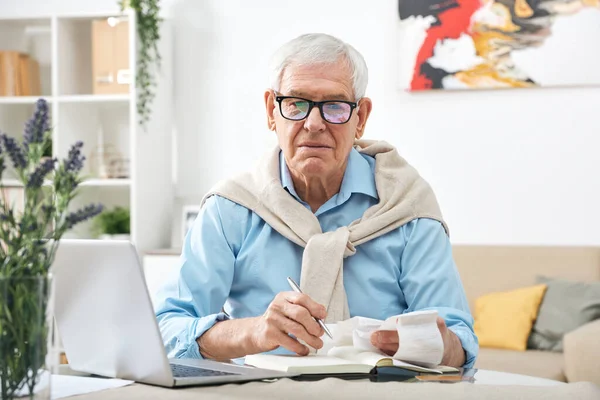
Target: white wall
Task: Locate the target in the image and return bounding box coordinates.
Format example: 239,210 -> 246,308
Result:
2,0 -> 599,246
0,0 -> 119,17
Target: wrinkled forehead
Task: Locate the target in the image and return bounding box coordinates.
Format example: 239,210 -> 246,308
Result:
278,61 -> 354,100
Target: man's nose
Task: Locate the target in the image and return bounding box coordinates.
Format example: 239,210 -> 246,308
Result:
304,106 -> 326,132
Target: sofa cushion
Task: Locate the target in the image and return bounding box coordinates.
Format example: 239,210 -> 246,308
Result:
475,348 -> 565,382
474,284 -> 547,351
528,276 -> 600,352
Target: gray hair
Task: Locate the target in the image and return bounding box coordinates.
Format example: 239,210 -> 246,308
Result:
269,33 -> 369,101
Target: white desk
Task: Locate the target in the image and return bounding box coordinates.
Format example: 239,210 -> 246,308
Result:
472,369 -> 561,386
54,368 -> 600,400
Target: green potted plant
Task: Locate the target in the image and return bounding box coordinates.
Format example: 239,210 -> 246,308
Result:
119,0 -> 162,130
92,206 -> 130,240
0,99 -> 103,399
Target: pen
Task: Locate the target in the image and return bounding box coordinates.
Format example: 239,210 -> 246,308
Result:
286,276 -> 334,339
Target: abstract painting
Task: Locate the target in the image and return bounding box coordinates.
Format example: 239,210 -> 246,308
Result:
397,0 -> 600,91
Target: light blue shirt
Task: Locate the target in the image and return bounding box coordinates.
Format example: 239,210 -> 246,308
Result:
155,148 -> 479,367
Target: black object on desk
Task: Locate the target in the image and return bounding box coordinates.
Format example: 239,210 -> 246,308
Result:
290,367 -> 419,383
289,367 -> 477,384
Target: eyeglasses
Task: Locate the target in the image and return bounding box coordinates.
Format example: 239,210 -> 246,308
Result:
275,95 -> 358,124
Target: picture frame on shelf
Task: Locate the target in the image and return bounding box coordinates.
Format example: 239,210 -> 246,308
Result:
181,205 -> 200,243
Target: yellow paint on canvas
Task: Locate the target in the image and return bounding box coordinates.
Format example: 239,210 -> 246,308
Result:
455,64 -> 535,88
472,3 -> 521,33
515,0 -> 535,18
471,31 -> 515,59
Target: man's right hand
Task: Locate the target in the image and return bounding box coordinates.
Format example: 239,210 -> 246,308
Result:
250,291 -> 326,356
197,292 -> 327,360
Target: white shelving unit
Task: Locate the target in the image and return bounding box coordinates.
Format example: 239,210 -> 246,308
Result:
0,11 -> 174,257
57,94 -> 130,103
0,96 -> 52,104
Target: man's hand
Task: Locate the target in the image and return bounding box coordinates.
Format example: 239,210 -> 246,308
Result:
370,317 -> 466,368
249,291 -> 326,356
197,292 -> 326,361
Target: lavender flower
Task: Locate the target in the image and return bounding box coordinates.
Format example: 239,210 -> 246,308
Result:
1,102 -> 104,274
19,220 -> 38,233
63,141 -> 85,173
65,203 -> 104,229
41,204 -> 55,224
27,157 -> 56,189
23,99 -> 50,145
41,204 -> 55,216
0,208 -> 14,223
1,133 -> 27,169
0,135 -> 4,176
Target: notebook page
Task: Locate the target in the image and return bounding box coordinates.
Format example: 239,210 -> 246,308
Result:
328,345 -> 382,365
328,346 -> 445,374
244,353 -> 371,374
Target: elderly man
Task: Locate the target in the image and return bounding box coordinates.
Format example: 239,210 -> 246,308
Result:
155,33 -> 478,368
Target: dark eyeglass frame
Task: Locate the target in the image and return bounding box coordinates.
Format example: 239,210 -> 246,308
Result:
275,95 -> 359,124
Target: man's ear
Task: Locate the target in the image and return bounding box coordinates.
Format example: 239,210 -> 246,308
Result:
354,97 -> 373,140
264,90 -> 277,131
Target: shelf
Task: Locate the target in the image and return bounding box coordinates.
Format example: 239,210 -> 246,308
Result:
57,94 -> 130,103
0,179 -> 23,187
56,12 -> 128,20
0,96 -> 51,105
1,179 -> 131,187
0,95 -> 129,105
80,179 -> 131,187
0,16 -> 53,22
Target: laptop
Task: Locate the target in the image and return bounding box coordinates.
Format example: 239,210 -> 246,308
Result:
52,239 -> 296,387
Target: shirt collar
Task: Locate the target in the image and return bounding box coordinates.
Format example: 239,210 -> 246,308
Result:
280,152 -> 300,199
280,148 -> 378,202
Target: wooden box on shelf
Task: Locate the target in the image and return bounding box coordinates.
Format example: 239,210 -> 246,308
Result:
91,18 -> 130,95
0,51 -> 41,96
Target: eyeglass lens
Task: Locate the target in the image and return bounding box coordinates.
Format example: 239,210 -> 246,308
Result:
280,98 -> 352,124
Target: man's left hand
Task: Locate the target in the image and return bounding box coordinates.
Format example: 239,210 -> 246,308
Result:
370,317 -> 466,368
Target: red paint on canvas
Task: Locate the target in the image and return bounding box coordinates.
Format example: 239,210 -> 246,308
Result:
411,0 -> 482,91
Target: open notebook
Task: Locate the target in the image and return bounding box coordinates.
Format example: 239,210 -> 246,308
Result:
245,310 -> 460,375
245,346 -> 458,375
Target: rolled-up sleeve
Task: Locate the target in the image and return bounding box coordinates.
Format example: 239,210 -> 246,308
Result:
399,218 -> 479,368
154,196 -> 236,359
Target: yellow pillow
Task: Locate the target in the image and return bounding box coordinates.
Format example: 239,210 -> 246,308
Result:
474,284 -> 547,351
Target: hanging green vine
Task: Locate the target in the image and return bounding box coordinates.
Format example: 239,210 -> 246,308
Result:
120,0 -> 162,130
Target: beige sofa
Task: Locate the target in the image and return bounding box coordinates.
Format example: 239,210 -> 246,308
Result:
452,245 -> 600,384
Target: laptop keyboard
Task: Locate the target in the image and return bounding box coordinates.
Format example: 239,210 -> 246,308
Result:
170,363 -> 240,378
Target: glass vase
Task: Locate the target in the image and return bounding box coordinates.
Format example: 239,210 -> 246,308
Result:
0,275 -> 58,400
